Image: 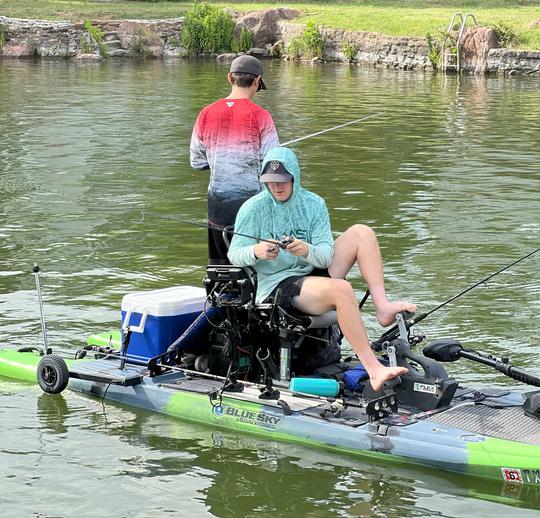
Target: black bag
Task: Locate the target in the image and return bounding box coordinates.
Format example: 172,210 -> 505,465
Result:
293,324 -> 342,375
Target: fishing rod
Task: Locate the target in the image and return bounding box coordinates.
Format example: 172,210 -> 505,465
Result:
281,112 -> 385,146
372,247 -> 540,349
157,214 -> 294,249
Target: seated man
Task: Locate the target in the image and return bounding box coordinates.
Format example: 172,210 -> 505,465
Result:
228,146 -> 415,392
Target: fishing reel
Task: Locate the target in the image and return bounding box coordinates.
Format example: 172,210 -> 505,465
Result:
266,235 -> 295,252
279,235 -> 294,249
408,329 -> 426,347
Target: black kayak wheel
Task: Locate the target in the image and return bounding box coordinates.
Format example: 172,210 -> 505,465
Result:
37,354 -> 69,394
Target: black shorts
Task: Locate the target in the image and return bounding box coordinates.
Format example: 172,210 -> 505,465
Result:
207,195 -> 251,265
266,268 -> 331,312
208,227 -> 231,265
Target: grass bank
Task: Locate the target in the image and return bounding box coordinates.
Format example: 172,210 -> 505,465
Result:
1,1 -> 539,49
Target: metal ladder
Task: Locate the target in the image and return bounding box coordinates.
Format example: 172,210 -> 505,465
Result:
441,13 -> 478,73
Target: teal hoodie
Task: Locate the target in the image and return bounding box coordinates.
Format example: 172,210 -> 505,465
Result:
228,147 -> 334,303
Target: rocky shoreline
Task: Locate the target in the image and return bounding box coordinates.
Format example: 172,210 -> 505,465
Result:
1,11 -> 539,75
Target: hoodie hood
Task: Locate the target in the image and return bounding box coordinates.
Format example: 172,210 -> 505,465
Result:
260,147 -> 301,202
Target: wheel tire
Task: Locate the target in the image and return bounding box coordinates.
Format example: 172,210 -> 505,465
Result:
37,355 -> 69,394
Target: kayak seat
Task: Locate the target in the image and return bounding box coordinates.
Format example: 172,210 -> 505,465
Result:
204,264 -> 342,380
277,307 -> 338,329
219,226 -> 338,328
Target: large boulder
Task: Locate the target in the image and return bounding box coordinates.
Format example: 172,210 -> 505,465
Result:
234,8 -> 301,48
460,26 -> 499,72
2,44 -> 34,58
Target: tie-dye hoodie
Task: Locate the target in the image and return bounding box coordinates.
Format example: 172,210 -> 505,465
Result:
228,147 -> 334,303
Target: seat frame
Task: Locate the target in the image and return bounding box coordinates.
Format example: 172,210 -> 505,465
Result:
204,264 -> 339,384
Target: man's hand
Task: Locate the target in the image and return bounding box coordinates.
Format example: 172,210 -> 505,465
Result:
254,241 -> 280,260
285,239 -> 309,258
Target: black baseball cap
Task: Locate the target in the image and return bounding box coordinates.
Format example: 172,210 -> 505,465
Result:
229,55 -> 267,90
260,160 -> 293,182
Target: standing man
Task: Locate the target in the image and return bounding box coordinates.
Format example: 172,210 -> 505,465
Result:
190,55 -> 279,264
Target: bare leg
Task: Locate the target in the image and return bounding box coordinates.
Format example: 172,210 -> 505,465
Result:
328,224 -> 416,326
294,277 -> 408,392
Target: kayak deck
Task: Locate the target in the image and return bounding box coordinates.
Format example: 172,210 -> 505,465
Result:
428,403 -> 540,446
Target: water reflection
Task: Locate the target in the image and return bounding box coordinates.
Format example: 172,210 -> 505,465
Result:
31,392 -> 540,515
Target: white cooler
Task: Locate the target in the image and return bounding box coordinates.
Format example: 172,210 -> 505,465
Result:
120,285 -> 207,363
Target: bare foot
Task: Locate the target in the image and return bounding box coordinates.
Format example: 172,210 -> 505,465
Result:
375,300 -> 417,327
369,365 -> 408,392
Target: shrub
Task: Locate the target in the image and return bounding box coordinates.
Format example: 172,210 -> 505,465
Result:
79,36 -> 93,54
269,40 -> 284,58
286,22 -> 325,60
0,25 -> 6,53
182,3 -> 235,55
26,37 -> 39,57
236,27 -> 253,53
301,22 -> 325,58
84,20 -> 108,58
426,32 -> 441,68
131,26 -> 160,58
492,22 -> 518,48
342,40 -> 358,62
426,30 -> 457,69
286,37 -> 304,60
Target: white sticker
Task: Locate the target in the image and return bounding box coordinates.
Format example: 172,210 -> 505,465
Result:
413,382 -> 436,394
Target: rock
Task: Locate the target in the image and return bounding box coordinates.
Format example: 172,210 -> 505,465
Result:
216,52 -> 238,64
108,48 -> 130,58
2,44 -> 34,58
269,40 -> 284,58
74,53 -> 102,62
148,45 -> 163,58
247,47 -> 268,57
104,39 -> 123,51
460,26 -> 498,72
117,21 -> 139,48
234,8 -> 301,48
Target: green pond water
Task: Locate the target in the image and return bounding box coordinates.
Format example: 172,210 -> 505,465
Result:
0,58 -> 539,516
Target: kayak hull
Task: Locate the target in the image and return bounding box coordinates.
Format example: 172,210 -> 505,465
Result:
1,348 -> 539,487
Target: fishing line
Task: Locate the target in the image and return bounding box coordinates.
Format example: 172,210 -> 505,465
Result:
85,210 -> 146,260
281,112 -> 385,146
152,212 -> 290,248
77,113 -> 386,258
422,247 -> 540,321
373,248 -> 540,346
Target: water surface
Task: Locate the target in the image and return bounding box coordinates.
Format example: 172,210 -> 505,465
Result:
0,58 -> 539,516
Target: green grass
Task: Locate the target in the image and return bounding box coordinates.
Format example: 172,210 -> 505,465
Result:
1,1 -> 539,49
